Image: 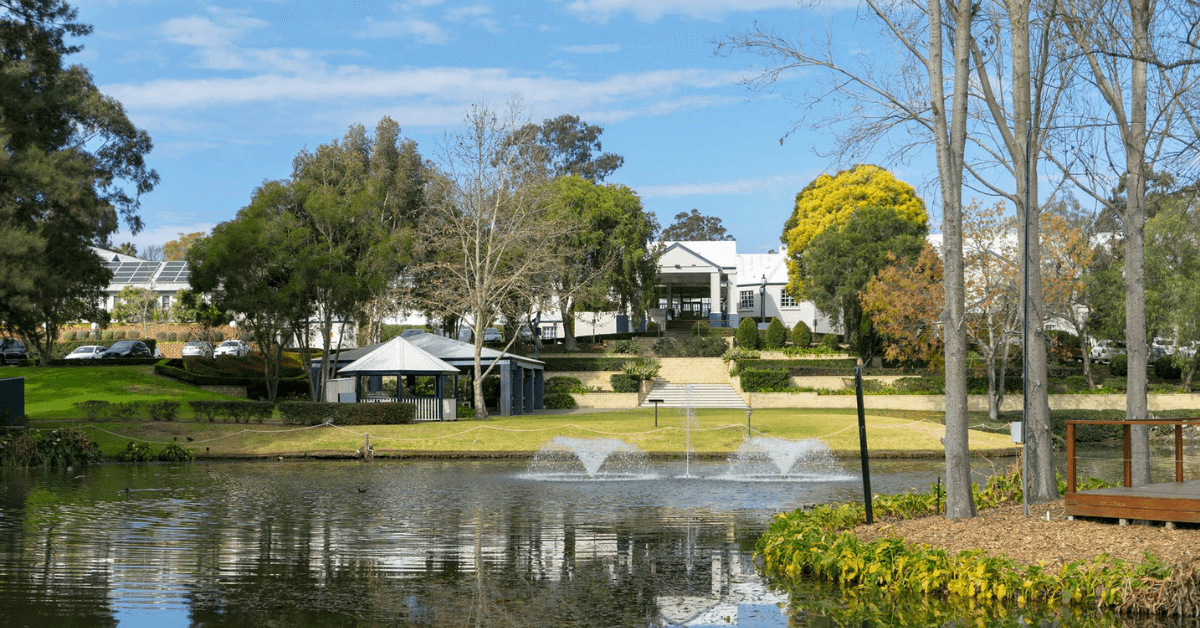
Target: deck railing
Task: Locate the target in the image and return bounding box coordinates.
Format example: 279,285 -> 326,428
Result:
1065,418 -> 1200,493
362,394 -> 455,421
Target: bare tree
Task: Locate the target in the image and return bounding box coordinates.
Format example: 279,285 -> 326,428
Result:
420,101 -> 570,418
722,0 -> 978,517
963,202 -> 1020,423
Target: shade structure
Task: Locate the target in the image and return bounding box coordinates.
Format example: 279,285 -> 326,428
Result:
337,336 -> 459,376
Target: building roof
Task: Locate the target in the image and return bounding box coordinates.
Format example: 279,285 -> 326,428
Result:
338,336 -> 460,375
92,247 -> 192,290
735,253 -> 789,286
406,332 -> 544,367
660,241 -> 738,268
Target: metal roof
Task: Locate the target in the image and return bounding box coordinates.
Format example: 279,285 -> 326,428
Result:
337,336 -> 460,376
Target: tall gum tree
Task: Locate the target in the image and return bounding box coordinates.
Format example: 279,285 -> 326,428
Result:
722,0 -> 978,516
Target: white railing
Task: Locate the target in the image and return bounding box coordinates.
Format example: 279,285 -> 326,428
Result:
361,394 -> 453,421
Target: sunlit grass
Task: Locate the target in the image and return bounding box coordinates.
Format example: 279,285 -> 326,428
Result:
17,365 -> 243,419
37,408 -> 1018,458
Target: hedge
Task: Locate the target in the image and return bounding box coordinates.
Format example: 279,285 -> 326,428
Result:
546,376 -> 585,394
736,358 -> 860,376
187,400 -> 274,423
735,316 -> 759,349
792,321 -> 812,348
764,318 -> 787,350
543,357 -> 634,372
739,368 -> 791,392
277,401 -> 417,425
156,359 -> 310,400
610,373 -> 641,393
651,335 -> 727,357
544,392 -> 578,409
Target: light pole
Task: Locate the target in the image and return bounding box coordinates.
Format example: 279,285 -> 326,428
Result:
648,398 -> 663,427
745,407 -> 752,432
759,274 -> 767,322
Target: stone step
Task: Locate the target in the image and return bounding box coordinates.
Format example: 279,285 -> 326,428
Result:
641,382 -> 747,409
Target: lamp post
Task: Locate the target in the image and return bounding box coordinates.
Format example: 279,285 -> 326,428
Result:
746,407 -> 753,432
759,274 -> 767,322
648,398 -> 663,427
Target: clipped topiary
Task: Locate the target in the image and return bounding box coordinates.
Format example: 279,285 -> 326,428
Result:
1110,353 -> 1128,376
167,331 -> 177,342
113,330 -> 126,340
792,320 -> 812,347
820,333 -> 840,350
764,317 -> 787,350
63,331 -> 76,341
1153,356 -> 1182,380
736,316 -> 760,349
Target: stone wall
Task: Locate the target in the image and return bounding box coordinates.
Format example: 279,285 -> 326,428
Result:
656,358 -> 729,384
744,392 -> 1200,412
570,392 -> 640,409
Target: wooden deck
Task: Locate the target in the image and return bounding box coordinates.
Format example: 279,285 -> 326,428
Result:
1064,419 -> 1200,524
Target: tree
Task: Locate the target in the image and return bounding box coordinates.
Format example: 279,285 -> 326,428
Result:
114,242 -> 137,257
799,205 -> 927,360
736,315 -> 759,349
189,182 -> 311,402
141,243 -> 164,261
163,232 -> 204,261
764,317 -> 787,350
1146,193 -> 1200,390
1041,204 -> 1098,388
862,243 -> 944,369
419,102 -> 569,418
111,285 -> 158,335
543,175 -> 659,352
660,209 -> 734,241
170,288 -> 226,327
962,202 -> 1019,423
509,114 -> 624,183
0,0 -> 158,365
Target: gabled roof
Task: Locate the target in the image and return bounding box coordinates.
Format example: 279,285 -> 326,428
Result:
406,332 -> 544,367
338,336 -> 459,375
736,253 -> 789,286
660,241 -> 738,269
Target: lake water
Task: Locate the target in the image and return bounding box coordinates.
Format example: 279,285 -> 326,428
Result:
0,455 -> 1183,627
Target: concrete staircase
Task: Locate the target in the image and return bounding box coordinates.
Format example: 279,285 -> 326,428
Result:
640,380 -> 748,409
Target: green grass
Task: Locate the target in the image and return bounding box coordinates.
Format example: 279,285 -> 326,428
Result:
33,407 -> 1018,459
17,365 -> 245,420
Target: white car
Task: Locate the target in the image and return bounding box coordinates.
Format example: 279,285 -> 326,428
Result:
181,340 -> 214,358
214,339 -> 250,357
1090,340 -> 1126,364
64,345 -> 106,360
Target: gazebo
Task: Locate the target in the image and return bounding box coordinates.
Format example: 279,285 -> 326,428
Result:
331,336 -> 461,421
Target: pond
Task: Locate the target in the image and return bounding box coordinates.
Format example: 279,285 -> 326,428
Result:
0,453 -> 1183,627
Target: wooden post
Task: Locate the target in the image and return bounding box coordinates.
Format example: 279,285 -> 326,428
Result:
363,433 -> 372,462
1176,421 -> 1184,483
1066,422 -> 1076,494
1122,424 -> 1132,487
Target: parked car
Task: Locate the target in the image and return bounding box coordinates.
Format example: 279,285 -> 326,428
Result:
1,338 -> 28,364
64,345 -> 107,360
1090,340 -> 1126,364
214,339 -> 250,357
181,341 -> 214,358
483,328 -> 502,342
100,340 -> 152,359
1151,337 -> 1177,361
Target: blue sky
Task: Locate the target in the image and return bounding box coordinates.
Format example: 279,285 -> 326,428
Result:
69,0 -> 932,255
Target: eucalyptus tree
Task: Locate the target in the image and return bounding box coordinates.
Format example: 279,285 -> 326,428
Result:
0,0 -> 158,364
722,0 -> 978,517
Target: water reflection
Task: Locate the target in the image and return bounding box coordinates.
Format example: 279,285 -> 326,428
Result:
0,457 -> 1167,627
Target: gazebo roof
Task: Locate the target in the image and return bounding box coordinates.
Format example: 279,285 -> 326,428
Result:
337,336 -> 459,376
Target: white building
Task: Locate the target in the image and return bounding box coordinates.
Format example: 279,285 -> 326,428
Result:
91,247 -> 192,313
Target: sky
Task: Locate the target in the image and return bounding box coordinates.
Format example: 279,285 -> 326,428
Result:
67,0 -> 935,255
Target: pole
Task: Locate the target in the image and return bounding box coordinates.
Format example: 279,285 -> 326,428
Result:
855,365 -> 873,524
1021,120 -> 1031,518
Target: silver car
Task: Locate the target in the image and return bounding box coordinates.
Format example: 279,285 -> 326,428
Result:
214,339 -> 250,357
64,345 -> 107,360
181,341 -> 214,358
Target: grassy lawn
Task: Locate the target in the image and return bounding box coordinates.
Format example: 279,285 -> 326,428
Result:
35,407 -> 1018,459
15,365 -> 244,420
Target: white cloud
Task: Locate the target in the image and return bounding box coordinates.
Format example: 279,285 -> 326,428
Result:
638,173 -> 810,198
104,67 -> 741,115
561,0 -> 819,23
357,17 -> 449,43
445,4 -> 499,32
561,43 -> 621,54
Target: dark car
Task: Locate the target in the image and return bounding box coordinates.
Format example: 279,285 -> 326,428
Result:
1,339 -> 28,364
100,340 -> 152,359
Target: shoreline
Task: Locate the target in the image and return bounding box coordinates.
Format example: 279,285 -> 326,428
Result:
176,447 -> 1020,461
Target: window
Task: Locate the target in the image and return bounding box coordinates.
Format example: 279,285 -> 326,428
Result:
161,294 -> 172,310
540,325 -> 556,340
780,289 -> 796,308
739,290 -> 754,309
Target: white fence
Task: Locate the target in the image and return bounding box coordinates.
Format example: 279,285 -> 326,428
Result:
362,394 -> 456,421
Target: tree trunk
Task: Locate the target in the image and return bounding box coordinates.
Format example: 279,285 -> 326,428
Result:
931,0 -> 976,519
1125,0 -> 1151,486
1081,334 -> 1095,389
560,300 -> 578,352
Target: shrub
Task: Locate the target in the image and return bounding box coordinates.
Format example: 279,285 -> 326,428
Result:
652,335 -> 727,358
612,339 -> 640,355
0,428 -> 101,469
167,332 -> 178,342
792,321 -> 812,348
1153,356 -> 1182,380
1110,354 -> 1128,376
736,316 -> 760,349
156,332 -> 168,341
103,330 -> 114,340
128,330 -> 140,339
148,401 -> 180,421
277,401 -> 417,425
542,357 -> 631,371
722,346 -> 760,364
158,442 -> 195,462
188,400 -> 221,422
892,377 -> 945,394
764,317 -> 787,350
113,330 -> 126,340
63,331 -> 76,341
610,373 -> 641,393
178,331 -> 192,342
544,392 -> 577,409
691,320 -> 710,337
546,376 -> 585,394
739,368 -> 791,392
621,358 -> 660,380
646,320 -> 661,335
116,441 -> 154,462
820,333 -> 840,350
73,400 -> 111,421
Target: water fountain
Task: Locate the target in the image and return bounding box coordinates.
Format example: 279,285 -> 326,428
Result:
526,436 -> 651,479
728,436 -> 847,480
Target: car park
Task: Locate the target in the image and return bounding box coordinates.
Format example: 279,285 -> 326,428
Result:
214,339 -> 250,357
181,341 -> 214,358
64,345 -> 107,360
100,340 -> 152,359
1152,337 -> 1177,361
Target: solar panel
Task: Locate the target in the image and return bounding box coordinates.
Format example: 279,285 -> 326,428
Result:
156,261 -> 190,284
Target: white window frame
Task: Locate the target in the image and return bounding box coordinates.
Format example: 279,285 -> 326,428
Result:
739,290 -> 754,310
780,289 -> 796,308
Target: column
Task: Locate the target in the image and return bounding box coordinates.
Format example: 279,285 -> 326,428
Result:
500,362 -> 512,417
726,272 -> 739,328
709,271 -> 722,327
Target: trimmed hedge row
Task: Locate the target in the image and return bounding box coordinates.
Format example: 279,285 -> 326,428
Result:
543,357 -> 635,372
610,373 -> 641,393
72,400 -> 181,421
739,368 -> 791,392
155,359 -> 311,400
187,400 -> 274,423
651,335 -> 727,357
277,401 -> 417,425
